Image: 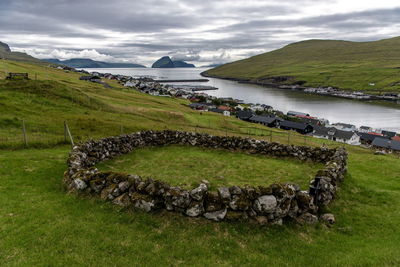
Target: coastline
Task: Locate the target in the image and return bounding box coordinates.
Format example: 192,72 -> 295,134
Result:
200,71 -> 400,104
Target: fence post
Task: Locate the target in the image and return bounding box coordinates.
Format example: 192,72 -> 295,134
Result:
22,120 -> 28,147
288,131 -> 290,145
64,121 -> 75,147
64,121 -> 68,143
120,125 -> 124,135
270,130 -> 272,142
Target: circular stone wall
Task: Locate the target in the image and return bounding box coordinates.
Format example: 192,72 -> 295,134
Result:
63,130 -> 347,225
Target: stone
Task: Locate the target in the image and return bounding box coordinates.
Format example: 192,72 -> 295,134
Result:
204,208 -> 227,221
171,191 -> 191,209
100,184 -> 117,200
118,181 -> 130,192
190,183 -> 208,201
229,185 -> 242,195
204,191 -> 224,212
229,194 -> 251,211
320,213 -> 336,224
270,218 -> 283,226
253,195 -> 277,214
131,192 -> 156,212
225,211 -> 248,221
217,187 -> 231,203
112,193 -> 131,207
89,178 -> 105,193
73,178 -> 87,190
186,201 -> 204,217
255,216 -> 269,225
296,212 -> 318,225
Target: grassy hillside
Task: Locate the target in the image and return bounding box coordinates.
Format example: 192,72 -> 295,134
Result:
1,59 -> 400,265
205,37 -> 400,93
0,59 -> 317,148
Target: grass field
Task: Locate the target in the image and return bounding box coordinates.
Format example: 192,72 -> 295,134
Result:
97,145 -> 322,189
1,145 -> 399,266
205,37 -> 400,93
1,59 -> 400,266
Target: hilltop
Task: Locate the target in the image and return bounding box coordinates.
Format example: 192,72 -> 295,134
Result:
204,36 -> 400,93
152,56 -> 195,68
0,41 -> 43,64
43,58 -> 146,68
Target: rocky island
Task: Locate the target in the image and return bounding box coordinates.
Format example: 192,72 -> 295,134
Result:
152,56 -> 195,68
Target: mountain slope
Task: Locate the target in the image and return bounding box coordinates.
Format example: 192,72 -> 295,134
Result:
44,58 -> 145,68
204,37 -> 400,92
152,56 -> 195,68
0,41 -> 43,64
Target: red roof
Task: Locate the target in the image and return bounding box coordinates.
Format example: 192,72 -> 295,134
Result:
218,105 -> 232,111
368,132 -> 384,136
392,136 -> 400,141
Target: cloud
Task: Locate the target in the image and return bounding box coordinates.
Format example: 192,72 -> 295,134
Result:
1,0 -> 400,65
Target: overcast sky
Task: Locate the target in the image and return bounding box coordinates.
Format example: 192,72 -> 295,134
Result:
1,0 -> 400,66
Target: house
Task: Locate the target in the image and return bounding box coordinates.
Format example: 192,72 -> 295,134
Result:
249,115 -> 282,128
392,136 -> 400,142
331,123 -> 357,132
359,126 -> 373,133
218,105 -> 233,112
80,75 -> 101,83
358,132 -> 389,145
189,103 -> 208,110
236,110 -> 255,121
287,111 -> 310,117
382,130 -> 397,138
372,138 -> 400,151
313,126 -> 360,145
209,108 -> 230,116
280,120 -> 314,134
296,115 -> 322,126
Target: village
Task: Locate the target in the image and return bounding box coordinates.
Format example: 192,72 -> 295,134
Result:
54,64 -> 400,153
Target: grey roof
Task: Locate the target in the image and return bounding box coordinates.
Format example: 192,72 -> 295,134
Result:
372,138 -> 400,151
249,115 -> 281,124
236,110 -> 254,119
314,126 -> 356,140
359,132 -> 389,142
360,126 -> 372,130
280,120 -> 312,131
382,130 -> 397,138
209,108 -> 225,114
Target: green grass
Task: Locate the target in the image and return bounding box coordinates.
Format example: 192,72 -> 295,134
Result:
205,37 -> 400,93
1,145 -> 399,266
97,145 -> 321,189
1,59 -> 400,265
0,59 -> 326,149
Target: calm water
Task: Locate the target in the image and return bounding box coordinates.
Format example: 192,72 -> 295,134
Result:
86,68 -> 400,132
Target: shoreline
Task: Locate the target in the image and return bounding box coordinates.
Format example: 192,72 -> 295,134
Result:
200,72 -> 400,104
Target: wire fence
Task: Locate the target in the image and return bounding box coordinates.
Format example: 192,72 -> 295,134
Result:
0,118 -> 333,150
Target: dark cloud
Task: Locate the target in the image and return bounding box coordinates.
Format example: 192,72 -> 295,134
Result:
0,0 -> 400,65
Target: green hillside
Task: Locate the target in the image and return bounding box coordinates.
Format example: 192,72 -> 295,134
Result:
1,59 -> 400,265
205,37 -> 400,93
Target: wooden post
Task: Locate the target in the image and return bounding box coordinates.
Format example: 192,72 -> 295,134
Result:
64,121 -> 68,143
64,121 -> 74,147
270,130 -> 272,142
288,131 -> 290,145
120,125 -> 124,135
22,120 -> 28,147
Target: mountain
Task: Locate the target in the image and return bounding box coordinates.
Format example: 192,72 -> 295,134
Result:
203,37 -> 400,92
152,56 -> 195,68
0,41 -> 43,63
43,58 -> 145,68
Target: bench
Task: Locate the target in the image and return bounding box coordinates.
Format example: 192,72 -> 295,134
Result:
6,73 -> 29,80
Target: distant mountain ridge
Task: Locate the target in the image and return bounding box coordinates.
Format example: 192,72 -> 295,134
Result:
0,41 -> 43,63
152,56 -> 195,68
44,58 -> 146,68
